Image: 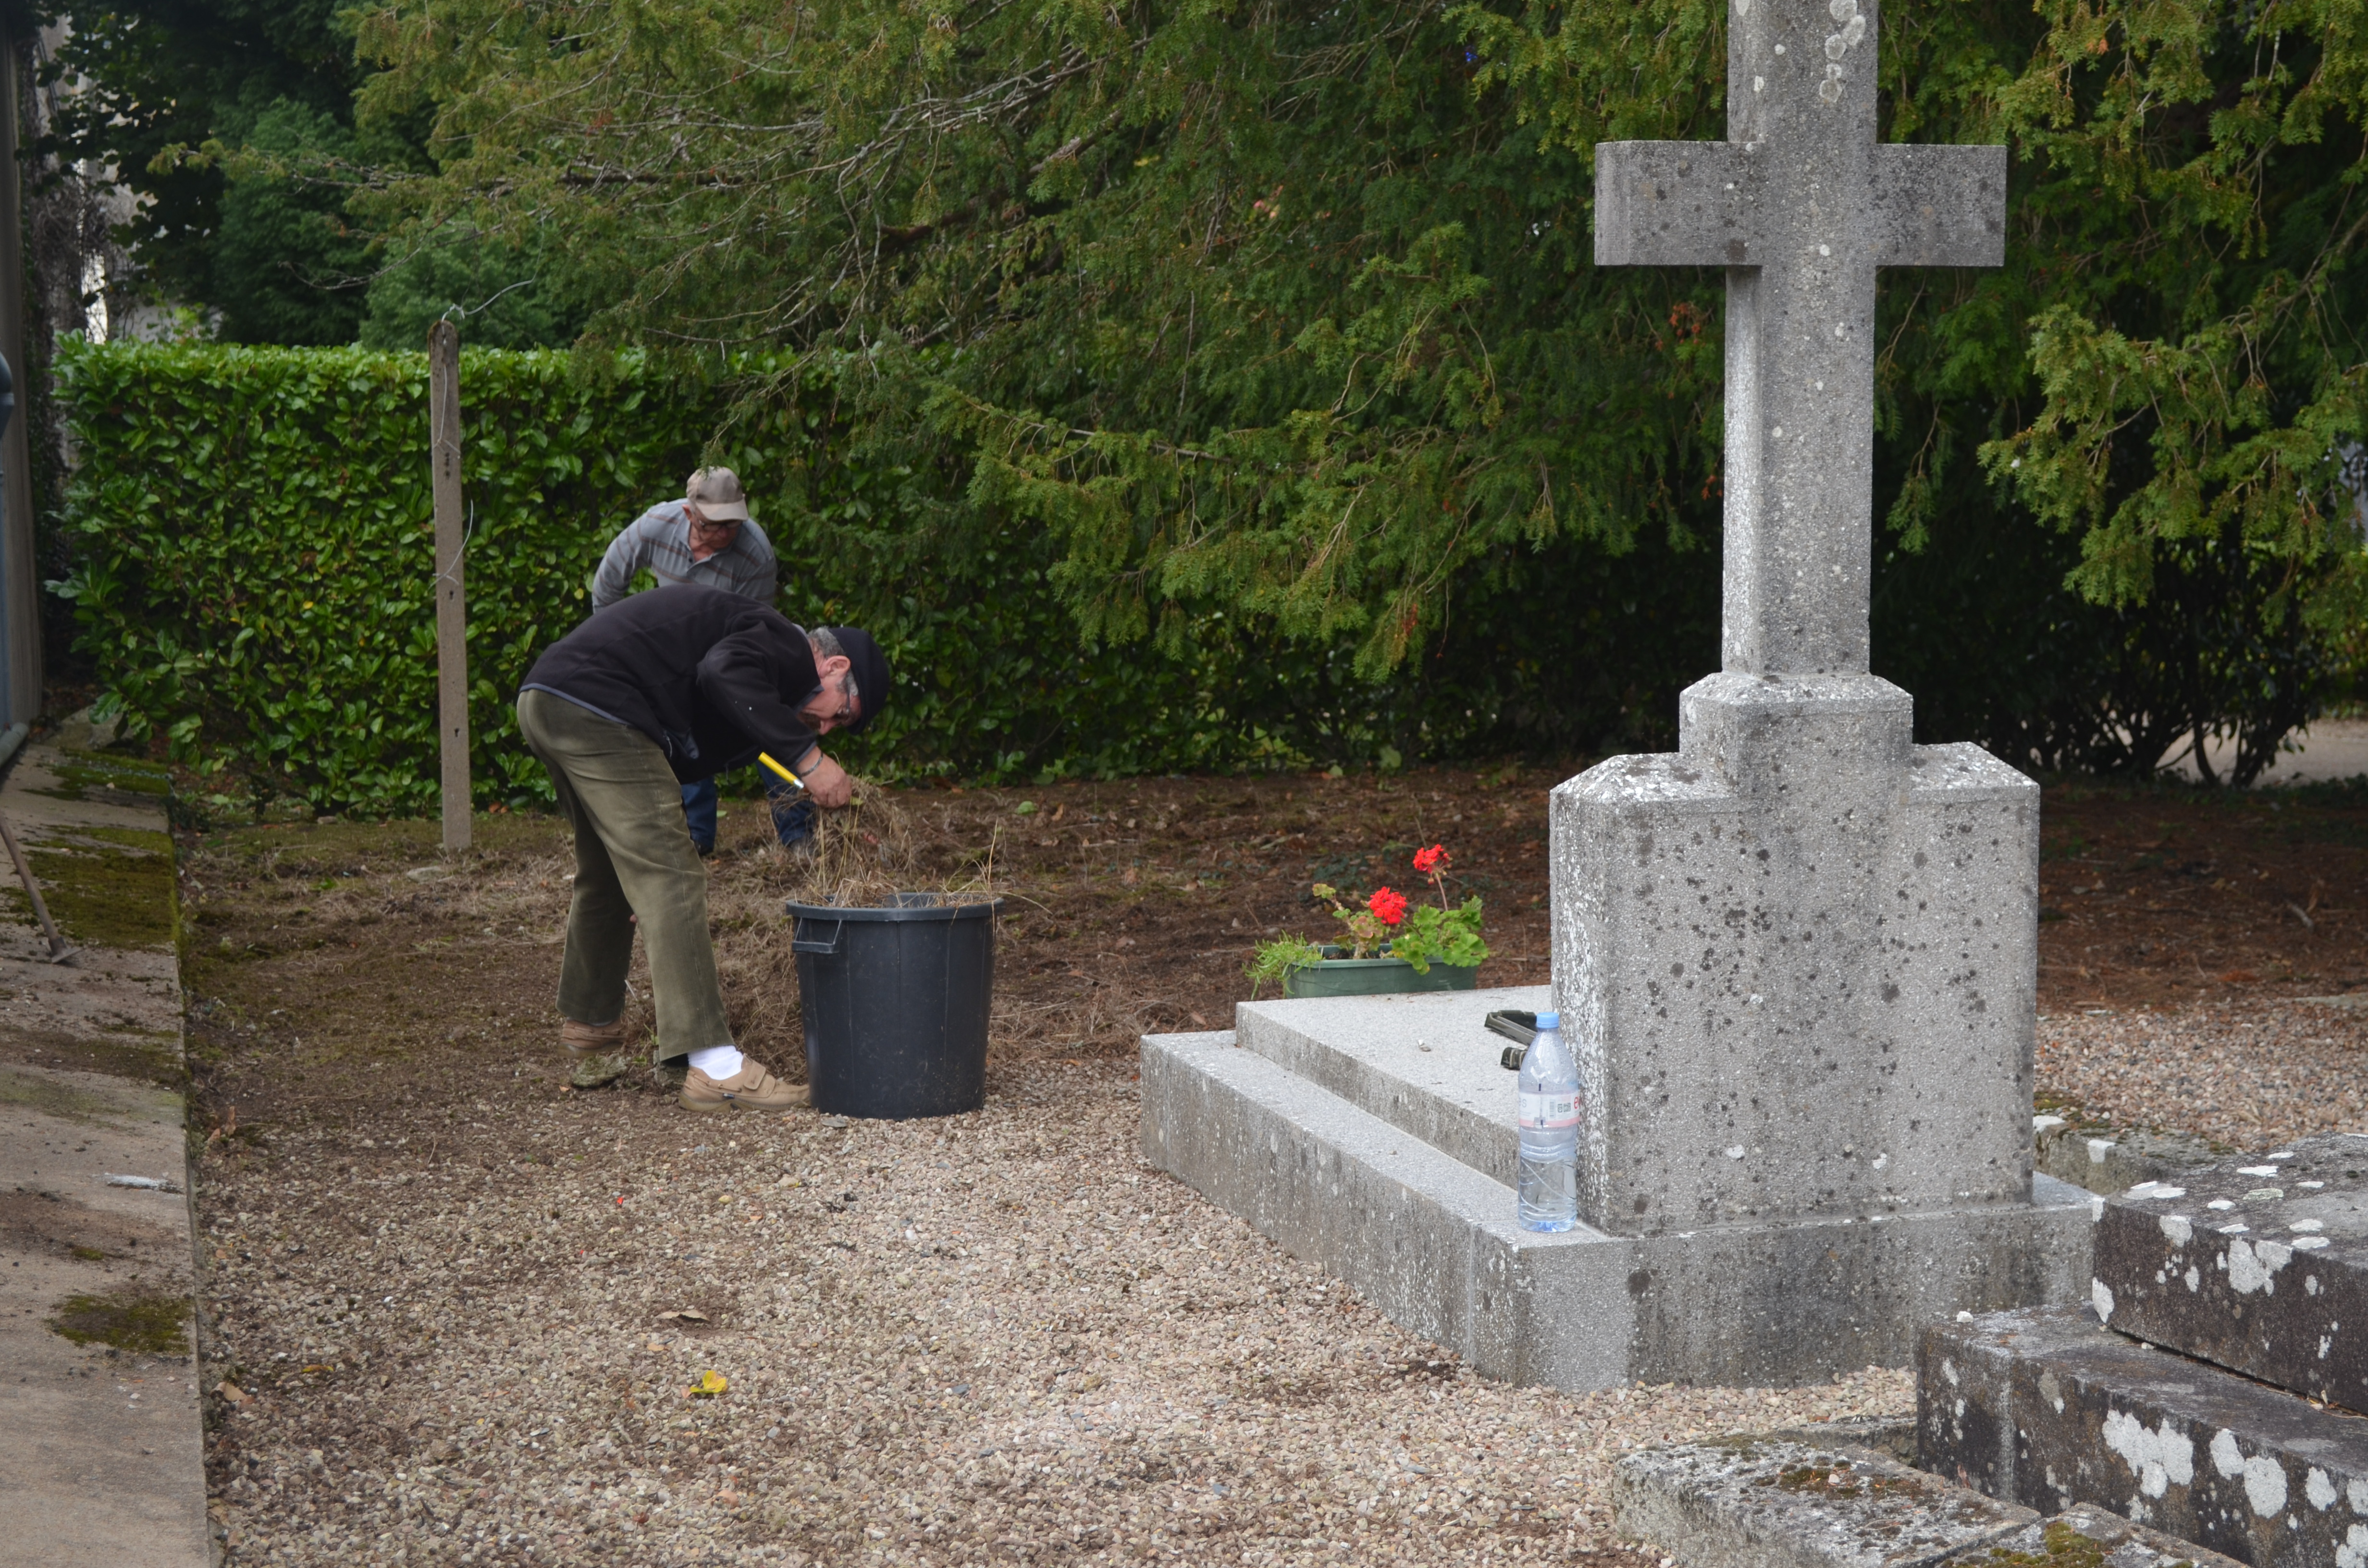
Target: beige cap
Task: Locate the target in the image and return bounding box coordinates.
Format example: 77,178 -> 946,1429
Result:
685,466 -> 751,522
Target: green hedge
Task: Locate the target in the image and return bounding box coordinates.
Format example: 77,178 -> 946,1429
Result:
60,343 -> 2332,811
50,341 -> 1321,813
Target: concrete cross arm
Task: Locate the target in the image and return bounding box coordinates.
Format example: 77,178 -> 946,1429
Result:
1593,142 -> 1755,268
1870,143 -> 2006,268
1594,139 -> 2006,270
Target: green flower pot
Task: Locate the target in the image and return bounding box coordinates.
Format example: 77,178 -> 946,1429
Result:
1282,955 -> 1481,998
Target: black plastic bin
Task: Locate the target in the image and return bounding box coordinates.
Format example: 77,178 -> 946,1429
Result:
784,894 -> 1004,1119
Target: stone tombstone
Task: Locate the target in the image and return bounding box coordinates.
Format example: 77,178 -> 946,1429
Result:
1136,0 -> 2080,1395
1565,0 -> 2032,1236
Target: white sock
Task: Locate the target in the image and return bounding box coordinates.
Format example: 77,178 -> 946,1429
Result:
687,1044 -> 746,1080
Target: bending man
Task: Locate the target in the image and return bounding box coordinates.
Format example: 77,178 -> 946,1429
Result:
517,583 -> 889,1110
589,465 -> 810,855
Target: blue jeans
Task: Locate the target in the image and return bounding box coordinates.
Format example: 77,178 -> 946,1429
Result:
680,776 -> 813,854
681,778 -> 720,853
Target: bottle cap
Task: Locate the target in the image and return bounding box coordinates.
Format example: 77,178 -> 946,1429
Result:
1535,1010 -> 1560,1030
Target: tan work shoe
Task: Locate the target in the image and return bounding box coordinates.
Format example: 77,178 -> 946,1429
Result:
680,1062 -> 810,1114
560,1019 -> 625,1056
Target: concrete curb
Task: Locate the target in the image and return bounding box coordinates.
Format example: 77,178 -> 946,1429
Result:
0,739 -> 205,1567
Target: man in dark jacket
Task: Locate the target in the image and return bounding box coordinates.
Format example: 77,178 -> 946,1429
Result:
516,584 -> 889,1110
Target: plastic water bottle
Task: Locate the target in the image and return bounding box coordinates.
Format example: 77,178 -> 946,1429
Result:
1517,1010 -> 1580,1232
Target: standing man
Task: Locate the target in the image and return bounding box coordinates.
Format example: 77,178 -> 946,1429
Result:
591,466 -> 809,854
518,583 -> 890,1107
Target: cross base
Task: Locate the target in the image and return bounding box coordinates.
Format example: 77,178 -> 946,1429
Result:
1552,674 -> 2041,1235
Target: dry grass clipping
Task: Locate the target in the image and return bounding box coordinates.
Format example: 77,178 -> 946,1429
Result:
701,777 -> 1002,1070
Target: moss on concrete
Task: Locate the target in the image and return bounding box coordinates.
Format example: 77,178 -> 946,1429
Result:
46,1288 -> 191,1355
0,1064 -> 133,1124
31,754 -> 171,802
1976,1521 -> 2110,1566
0,1022 -> 185,1088
0,831 -> 178,950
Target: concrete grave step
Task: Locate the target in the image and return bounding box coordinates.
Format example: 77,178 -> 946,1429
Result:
1612,1424 -> 2240,1568
1142,994 -> 2096,1390
1230,984 -> 1550,1188
1918,1304 -> 2368,1567
2089,1132 -> 2368,1412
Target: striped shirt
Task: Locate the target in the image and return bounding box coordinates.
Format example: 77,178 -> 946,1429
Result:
590,499 -> 778,609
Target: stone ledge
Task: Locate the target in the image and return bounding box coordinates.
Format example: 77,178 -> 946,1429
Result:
1615,1431 -> 2242,1568
1613,1431 -> 2036,1567
2089,1132 -> 2368,1414
1919,1304 -> 2368,1566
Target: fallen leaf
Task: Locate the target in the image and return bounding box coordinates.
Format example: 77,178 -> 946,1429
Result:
687,1370 -> 728,1398
660,1309 -> 709,1324
2220,969 -> 2260,985
299,1364 -> 332,1375
1190,1011 -> 1209,1027
215,1381 -> 249,1405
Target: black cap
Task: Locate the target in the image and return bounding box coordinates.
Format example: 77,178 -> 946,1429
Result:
828,626 -> 889,733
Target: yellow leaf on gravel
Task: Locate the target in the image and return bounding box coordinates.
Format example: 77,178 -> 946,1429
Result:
688,1370 -> 728,1398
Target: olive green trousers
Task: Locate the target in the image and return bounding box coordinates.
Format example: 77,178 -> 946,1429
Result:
517,689 -> 732,1060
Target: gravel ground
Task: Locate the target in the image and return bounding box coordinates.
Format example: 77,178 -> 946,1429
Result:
183,766 -> 2368,1566
199,1061 -> 1907,1566
2037,1001 -> 2368,1148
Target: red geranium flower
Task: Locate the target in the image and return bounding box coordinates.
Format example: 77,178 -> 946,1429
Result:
1412,844 -> 1446,873
1367,887 -> 1409,925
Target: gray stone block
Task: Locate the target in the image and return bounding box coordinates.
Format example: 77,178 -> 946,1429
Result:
1142,1014 -> 2095,1390
2089,1133 -> 2368,1411
1551,674 -> 2040,1237
2034,1117 -> 2222,1198
1918,1305 -> 2368,1566
1611,1433 -> 2037,1568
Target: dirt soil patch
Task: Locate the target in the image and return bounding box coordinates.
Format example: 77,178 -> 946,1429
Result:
2035,779 -> 2368,1009
180,768 -> 2368,1564
2029,779 -> 2368,1147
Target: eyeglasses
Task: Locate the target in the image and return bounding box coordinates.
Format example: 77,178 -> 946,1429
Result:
829,674 -> 861,724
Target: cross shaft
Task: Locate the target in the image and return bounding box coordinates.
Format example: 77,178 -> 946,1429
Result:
1594,0 -> 2004,675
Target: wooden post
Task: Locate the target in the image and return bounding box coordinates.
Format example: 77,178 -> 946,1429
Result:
429,321 -> 470,852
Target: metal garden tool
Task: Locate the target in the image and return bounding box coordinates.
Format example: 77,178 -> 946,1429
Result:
0,812 -> 75,963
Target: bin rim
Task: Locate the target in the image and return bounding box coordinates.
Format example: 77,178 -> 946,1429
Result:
783,894 -> 1006,923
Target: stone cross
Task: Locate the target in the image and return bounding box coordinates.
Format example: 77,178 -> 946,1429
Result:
1594,0 -> 2004,674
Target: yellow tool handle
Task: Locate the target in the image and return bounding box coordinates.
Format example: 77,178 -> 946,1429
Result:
757,752 -> 805,788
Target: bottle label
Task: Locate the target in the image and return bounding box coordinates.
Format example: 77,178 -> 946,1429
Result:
1520,1092 -> 1579,1131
